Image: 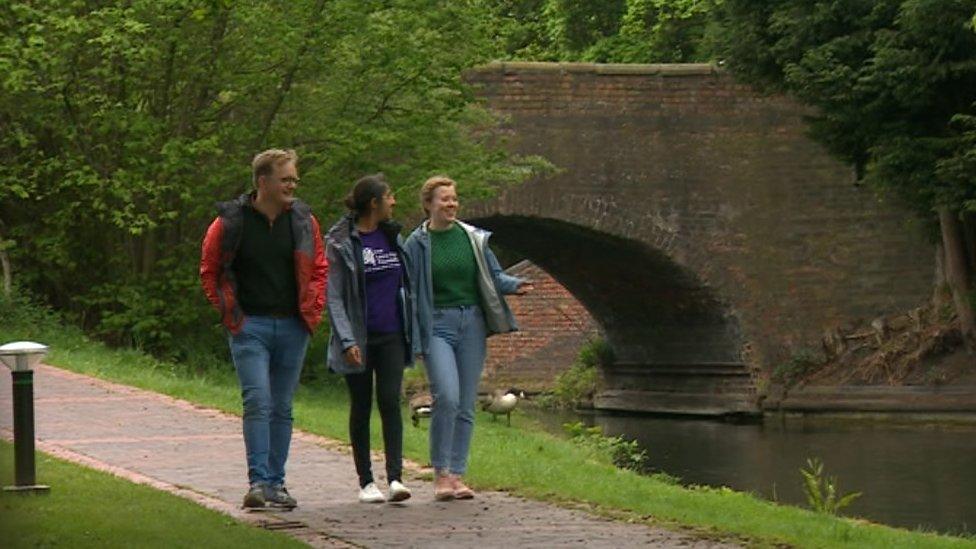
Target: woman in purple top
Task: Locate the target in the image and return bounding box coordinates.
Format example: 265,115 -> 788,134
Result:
325,174 -> 413,503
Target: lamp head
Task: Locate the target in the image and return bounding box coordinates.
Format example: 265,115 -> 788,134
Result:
0,341 -> 49,371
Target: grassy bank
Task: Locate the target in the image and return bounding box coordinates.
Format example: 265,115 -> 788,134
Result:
0,441 -> 302,548
1,313 -> 973,548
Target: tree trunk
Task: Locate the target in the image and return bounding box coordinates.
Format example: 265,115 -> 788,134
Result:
140,229 -> 157,278
938,207 -> 976,353
932,241 -> 950,310
0,226 -> 11,298
0,248 -> 11,299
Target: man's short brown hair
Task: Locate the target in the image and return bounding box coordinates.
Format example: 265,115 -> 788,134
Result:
252,149 -> 298,188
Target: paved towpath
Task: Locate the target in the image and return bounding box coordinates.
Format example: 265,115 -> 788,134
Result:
0,364 -> 738,548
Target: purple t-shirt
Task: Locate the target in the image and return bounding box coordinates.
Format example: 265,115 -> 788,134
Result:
359,229 -> 403,335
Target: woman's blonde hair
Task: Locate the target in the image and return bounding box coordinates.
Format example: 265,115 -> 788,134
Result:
420,175 -> 456,216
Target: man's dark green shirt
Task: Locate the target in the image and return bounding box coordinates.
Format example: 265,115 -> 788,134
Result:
232,205 -> 298,316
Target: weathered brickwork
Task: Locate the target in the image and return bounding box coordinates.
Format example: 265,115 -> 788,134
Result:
464,62 -> 934,379
483,260 -> 600,392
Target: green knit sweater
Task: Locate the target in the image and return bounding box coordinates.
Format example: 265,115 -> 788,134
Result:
429,223 -> 480,307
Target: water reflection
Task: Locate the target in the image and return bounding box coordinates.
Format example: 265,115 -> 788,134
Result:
526,408 -> 976,534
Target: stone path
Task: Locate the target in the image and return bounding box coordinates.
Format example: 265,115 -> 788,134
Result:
0,364 -> 737,548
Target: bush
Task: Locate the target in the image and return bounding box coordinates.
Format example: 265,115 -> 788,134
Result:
540,337 -> 613,409
563,421 -> 648,471
0,286 -> 66,339
772,348 -> 822,386
800,457 -> 862,516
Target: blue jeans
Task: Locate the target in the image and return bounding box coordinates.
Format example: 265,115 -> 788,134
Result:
229,315 -> 309,487
426,305 -> 487,475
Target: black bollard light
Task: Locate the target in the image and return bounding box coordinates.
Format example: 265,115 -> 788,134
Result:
1,341 -> 50,493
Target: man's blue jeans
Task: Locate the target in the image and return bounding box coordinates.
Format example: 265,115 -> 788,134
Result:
229,315 -> 308,487
426,305 -> 487,475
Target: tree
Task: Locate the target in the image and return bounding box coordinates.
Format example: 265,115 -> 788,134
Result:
479,0 -> 715,63
713,0 -> 976,351
583,0 -> 715,63
541,0 -> 628,58
0,0 -> 547,358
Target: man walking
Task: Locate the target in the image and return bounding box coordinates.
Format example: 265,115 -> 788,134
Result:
200,149 -> 327,508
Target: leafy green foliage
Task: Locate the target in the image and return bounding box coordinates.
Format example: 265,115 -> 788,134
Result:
0,283 -> 63,334
577,334 -> 615,367
581,0 -> 717,63
939,112 -> 976,214
0,0 -> 547,358
772,348 -> 823,386
800,457 -> 863,516
482,0 -> 716,62
563,421 -> 648,471
540,336 -> 613,408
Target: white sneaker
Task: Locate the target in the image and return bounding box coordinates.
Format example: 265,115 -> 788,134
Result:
388,480 -> 412,502
358,482 -> 386,503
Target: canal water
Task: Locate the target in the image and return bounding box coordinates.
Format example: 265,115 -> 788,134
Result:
526,408 -> 976,534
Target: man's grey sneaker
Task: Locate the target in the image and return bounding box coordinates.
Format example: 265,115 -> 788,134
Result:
265,485 -> 298,508
388,480 -> 412,503
243,484 -> 266,508
358,482 -> 386,503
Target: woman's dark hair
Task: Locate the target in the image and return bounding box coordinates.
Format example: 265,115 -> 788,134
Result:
344,173 -> 390,215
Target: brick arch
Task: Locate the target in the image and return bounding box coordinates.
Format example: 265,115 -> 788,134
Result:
471,215 -> 743,367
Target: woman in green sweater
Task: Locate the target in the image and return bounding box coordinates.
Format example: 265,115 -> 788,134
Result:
403,176 -> 532,500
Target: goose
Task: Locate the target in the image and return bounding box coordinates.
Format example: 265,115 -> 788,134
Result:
409,392 -> 433,427
480,388 -> 525,426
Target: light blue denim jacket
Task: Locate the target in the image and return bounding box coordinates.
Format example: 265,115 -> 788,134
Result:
403,220 -> 523,357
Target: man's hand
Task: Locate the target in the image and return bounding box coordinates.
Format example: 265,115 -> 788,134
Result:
344,345 -> 363,367
515,281 -> 534,295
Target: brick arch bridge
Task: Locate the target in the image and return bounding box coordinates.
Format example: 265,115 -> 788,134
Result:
461,62 -> 934,415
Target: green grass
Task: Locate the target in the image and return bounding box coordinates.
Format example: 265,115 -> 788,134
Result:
2,312 -> 974,548
0,441 -> 303,548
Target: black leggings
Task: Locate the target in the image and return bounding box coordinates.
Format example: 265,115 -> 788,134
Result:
344,332 -> 405,488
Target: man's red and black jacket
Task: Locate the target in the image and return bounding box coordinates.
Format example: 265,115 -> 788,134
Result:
200,193 -> 328,334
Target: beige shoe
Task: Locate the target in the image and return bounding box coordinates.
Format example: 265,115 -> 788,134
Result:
434,473 -> 455,501
451,475 -> 474,500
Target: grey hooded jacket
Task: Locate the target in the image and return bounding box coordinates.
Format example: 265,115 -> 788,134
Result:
325,214 -> 413,374
403,220 -> 523,357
